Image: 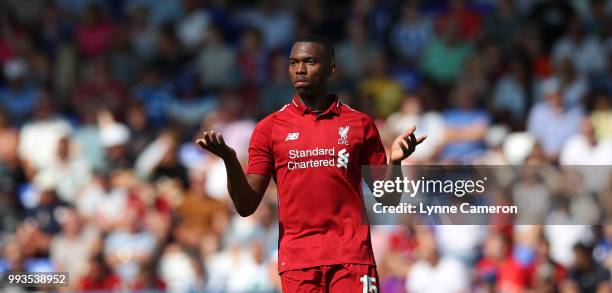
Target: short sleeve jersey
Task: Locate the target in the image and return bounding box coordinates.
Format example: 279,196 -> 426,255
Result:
247,94 -> 387,272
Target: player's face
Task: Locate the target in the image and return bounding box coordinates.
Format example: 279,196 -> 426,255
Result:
288,42 -> 334,96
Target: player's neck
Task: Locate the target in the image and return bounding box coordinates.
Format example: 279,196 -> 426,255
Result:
297,91 -> 332,112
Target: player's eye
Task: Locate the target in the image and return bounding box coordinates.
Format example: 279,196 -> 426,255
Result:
289,60 -> 297,66
307,59 -> 315,65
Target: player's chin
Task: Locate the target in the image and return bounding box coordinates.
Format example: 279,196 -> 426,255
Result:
295,87 -> 311,95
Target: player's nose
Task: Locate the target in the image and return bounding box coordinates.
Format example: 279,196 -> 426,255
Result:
296,62 -> 307,74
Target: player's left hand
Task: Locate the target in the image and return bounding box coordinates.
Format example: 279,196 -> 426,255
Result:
389,125 -> 427,164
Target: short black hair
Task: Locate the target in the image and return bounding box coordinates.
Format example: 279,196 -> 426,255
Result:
294,35 -> 335,61
573,242 -> 594,256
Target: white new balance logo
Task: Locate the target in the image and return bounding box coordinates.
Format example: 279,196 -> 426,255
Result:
285,132 -> 299,141
337,148 -> 349,168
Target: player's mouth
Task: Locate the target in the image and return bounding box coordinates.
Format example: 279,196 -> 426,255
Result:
295,80 -> 309,87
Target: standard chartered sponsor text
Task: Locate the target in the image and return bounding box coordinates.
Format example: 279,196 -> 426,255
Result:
289,147 -> 336,159
288,147 -> 336,170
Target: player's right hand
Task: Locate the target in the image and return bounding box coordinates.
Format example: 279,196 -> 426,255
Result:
195,131 -> 236,159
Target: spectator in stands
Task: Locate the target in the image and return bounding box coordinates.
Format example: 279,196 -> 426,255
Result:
75,4 -> 115,58
237,28 -> 268,105
435,0 -> 483,41
175,170 -> 227,247
165,84 -> 218,128
26,172 -> 67,235
406,227 -> 469,293
124,101 -> 156,160
590,92 -> 612,140
389,1 -> 433,65
72,106 -> 105,170
526,237 -> 567,292
124,0 -> 183,28
108,24 -> 140,86
78,253 -> 122,291
130,66 -> 175,127
197,26 -> 238,90
154,24 -> 189,78
562,243 -> 611,293
76,170 -> 128,232
0,237 -> 25,273
131,261 -> 167,291
560,117 -> 612,165
128,5 -> 159,61
37,135 -> 91,204
0,108 -> 21,199
492,54 -> 533,127
149,136 -> 189,188
104,208 -> 157,284
552,15 -> 606,77
18,98 -> 72,173
0,59 -> 40,125
592,51 -> 612,95
594,225 -> 612,273
337,21 -> 380,82
421,14 -> 473,85
483,0 -> 521,48
50,207 -> 99,290
385,95 -> 445,162
527,78 -> 584,162
259,52 -> 295,115
358,52 -> 405,118
439,83 -> 489,163
159,242 -> 202,292
177,0 -> 210,52
559,58 -> 589,109
528,0 -> 575,52
72,57 -> 127,114
475,230 -> 529,292
240,0 -> 295,51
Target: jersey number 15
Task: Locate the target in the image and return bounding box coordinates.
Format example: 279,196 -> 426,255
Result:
360,275 -> 377,293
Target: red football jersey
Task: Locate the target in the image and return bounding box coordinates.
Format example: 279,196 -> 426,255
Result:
246,94 -> 387,272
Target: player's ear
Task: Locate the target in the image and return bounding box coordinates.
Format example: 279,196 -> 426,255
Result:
330,59 -> 336,74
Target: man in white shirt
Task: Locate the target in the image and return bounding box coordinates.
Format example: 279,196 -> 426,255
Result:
406,228 -> 469,293
528,78 -> 584,161
560,117 -> 612,165
560,117 -> 612,194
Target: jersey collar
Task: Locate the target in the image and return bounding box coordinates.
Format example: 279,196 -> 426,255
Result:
291,94 -> 342,117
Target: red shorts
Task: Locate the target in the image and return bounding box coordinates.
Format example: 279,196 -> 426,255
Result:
280,264 -> 379,292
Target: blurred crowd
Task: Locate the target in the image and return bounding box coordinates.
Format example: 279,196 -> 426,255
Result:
0,0 -> 611,292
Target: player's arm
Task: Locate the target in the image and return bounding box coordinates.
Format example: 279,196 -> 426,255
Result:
196,131 -> 270,217
382,125 -> 426,206
362,120 -> 426,206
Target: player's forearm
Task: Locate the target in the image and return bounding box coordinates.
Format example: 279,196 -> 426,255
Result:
222,154 -> 261,217
367,161 -> 403,206
380,161 -> 404,206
